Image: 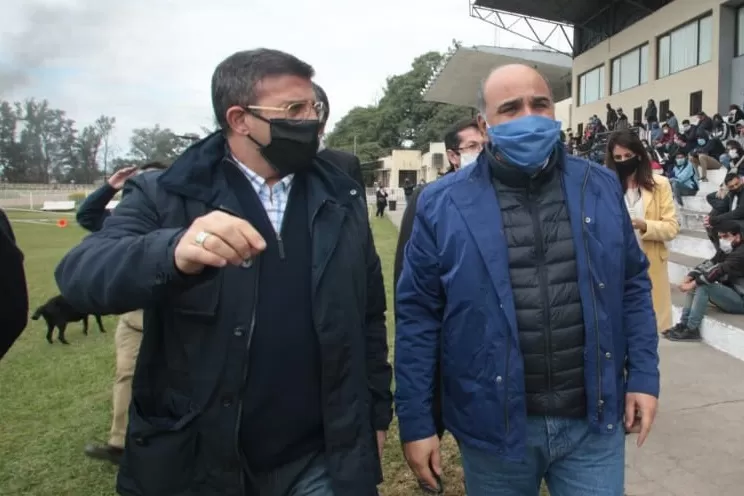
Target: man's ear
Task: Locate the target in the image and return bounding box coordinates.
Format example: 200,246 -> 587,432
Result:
476,113 -> 488,136
225,106 -> 250,135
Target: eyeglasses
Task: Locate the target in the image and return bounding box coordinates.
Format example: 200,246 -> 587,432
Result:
457,143 -> 482,154
245,101 -> 326,123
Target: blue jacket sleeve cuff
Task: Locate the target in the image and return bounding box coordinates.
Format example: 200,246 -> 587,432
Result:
626,372 -> 660,398
398,417 -> 437,443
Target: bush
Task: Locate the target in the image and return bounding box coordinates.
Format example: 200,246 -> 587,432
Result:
68,192 -> 86,205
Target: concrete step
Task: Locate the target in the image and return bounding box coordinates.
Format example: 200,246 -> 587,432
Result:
667,250 -> 744,361
677,207 -> 706,230
671,287 -> 744,362
667,228 -> 716,260
702,167 -> 728,185
681,194 -> 710,212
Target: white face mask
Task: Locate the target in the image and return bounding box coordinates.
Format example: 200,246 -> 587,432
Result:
729,149 -> 739,159
459,152 -> 479,168
720,239 -> 734,254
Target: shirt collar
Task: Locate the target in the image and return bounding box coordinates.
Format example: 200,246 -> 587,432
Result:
231,155 -> 294,190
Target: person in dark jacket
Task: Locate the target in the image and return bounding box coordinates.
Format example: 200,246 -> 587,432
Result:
704,172 -> 744,249
313,83 -> 365,189
392,118 -> 484,444
667,220 -> 744,341
606,103 -> 618,131
55,48 -> 392,496
395,64 -> 659,496
0,208 -> 28,361
76,163 -> 167,233
644,99 -> 657,126
78,162 -> 167,465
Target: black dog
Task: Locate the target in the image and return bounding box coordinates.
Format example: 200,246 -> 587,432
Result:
31,295 -> 105,344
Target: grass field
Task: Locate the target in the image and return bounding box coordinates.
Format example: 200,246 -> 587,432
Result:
0,209 -> 544,495
0,210 -> 466,496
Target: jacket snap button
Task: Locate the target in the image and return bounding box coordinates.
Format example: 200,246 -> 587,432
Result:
350,189 -> 357,196
221,395 -> 233,407
607,424 -> 614,430
605,352 -> 612,359
133,436 -> 146,446
233,327 -> 244,337
496,376 -> 502,383
598,283 -> 605,289
240,259 -> 253,268
584,217 -> 591,223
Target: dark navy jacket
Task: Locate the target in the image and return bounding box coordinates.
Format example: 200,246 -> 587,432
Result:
395,150 -> 660,460
54,132 -> 392,496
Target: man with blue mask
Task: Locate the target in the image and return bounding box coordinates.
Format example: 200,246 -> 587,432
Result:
395,64 -> 659,496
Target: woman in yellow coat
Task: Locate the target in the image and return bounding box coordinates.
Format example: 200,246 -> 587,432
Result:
606,130 -> 680,331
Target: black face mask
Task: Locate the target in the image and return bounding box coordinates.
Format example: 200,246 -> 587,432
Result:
615,156 -> 641,181
249,117 -> 320,177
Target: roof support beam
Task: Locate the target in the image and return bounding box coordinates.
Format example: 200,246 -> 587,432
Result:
470,3 -> 574,56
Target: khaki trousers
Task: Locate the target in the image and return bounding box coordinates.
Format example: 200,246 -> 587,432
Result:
693,154 -> 723,179
108,311 -> 143,448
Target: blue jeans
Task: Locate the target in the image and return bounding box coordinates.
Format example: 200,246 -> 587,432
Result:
681,283 -> 744,329
253,451 -> 334,496
719,153 -> 732,170
459,417 -> 624,496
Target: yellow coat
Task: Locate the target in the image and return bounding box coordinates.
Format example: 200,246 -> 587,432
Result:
638,175 -> 679,331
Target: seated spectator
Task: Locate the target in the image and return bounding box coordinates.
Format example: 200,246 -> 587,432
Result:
669,151 -> 699,206
734,120 -> 744,148
691,133 -> 725,180
697,111 -> 714,134
649,152 -> 664,175
666,110 -> 679,133
681,119 -> 697,143
728,105 -> 744,127
666,221 -> 744,342
657,123 -> 676,149
726,140 -> 744,172
705,172 -> 744,248
712,113 -> 730,142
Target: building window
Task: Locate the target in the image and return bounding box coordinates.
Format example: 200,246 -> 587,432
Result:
633,107 -> 643,125
689,90 -> 703,116
432,153 -> 444,168
659,99 -> 670,120
611,45 -> 649,94
738,7 -> 744,57
578,66 -> 605,105
657,15 -> 713,78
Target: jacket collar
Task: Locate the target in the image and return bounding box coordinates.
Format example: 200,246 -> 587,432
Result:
157,132 -> 361,214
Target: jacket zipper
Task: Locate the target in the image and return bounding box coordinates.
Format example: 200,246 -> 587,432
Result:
504,323 -> 511,434
232,254 -> 261,493
579,170 -> 603,421
527,185 -> 554,409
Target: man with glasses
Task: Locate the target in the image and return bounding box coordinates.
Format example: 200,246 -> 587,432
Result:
55,48 -> 391,496
394,119 -> 484,285
392,121 -> 485,487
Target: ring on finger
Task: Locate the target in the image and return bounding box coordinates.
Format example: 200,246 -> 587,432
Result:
194,230 -> 212,247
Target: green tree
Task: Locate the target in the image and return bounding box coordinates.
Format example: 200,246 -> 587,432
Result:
127,125 -> 193,165
324,45 -> 474,165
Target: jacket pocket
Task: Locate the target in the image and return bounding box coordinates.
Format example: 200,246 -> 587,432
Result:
170,276 -> 222,318
122,390 -> 202,494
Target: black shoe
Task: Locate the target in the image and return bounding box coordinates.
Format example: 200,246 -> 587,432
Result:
666,326 -> 702,342
662,322 -> 684,336
84,443 -> 123,464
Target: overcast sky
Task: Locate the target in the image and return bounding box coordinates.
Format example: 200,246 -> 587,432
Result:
0,0 -> 570,154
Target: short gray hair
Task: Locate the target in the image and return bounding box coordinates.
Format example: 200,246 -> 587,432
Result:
211,48 -> 314,130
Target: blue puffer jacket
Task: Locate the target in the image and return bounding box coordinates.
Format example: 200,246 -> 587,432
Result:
394,150 -> 660,460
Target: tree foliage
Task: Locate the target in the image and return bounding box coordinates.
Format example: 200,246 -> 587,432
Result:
325,44 -> 474,168
0,98 -> 200,183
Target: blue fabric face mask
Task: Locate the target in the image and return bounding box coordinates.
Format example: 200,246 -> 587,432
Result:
676,158 -> 686,166
487,115 -> 561,173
